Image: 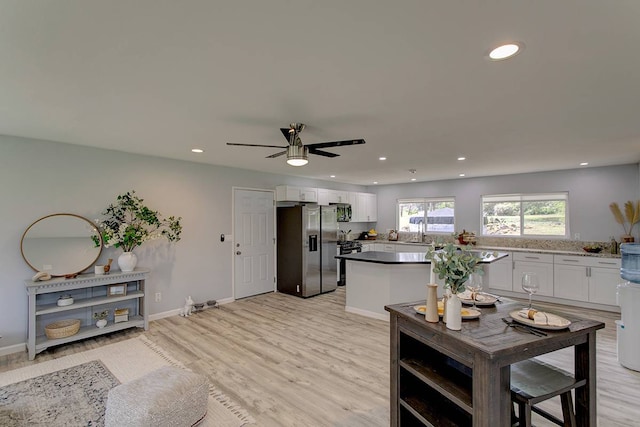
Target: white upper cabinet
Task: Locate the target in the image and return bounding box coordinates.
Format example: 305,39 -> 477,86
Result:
276,185 -> 318,202
317,188 -> 349,205
349,192 -> 377,222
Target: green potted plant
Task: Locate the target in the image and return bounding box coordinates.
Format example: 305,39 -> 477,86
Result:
94,191 -> 182,272
425,243 -> 484,330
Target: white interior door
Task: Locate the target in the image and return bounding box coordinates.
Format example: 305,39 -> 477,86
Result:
233,189 -> 275,299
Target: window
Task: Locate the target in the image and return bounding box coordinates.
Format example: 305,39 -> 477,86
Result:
482,193 -> 568,237
398,198 -> 455,233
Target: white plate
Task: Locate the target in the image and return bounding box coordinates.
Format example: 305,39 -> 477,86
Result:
509,310 -> 571,330
413,305 -> 481,320
459,293 -> 497,307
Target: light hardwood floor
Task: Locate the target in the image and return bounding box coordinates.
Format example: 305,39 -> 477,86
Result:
2,288 -> 639,426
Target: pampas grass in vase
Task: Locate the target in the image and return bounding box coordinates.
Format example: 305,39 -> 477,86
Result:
610,200 -> 640,242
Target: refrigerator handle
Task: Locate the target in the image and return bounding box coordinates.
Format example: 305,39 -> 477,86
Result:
309,234 -> 318,252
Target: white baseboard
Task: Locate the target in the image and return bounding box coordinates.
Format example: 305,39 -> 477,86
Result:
345,305 -> 390,321
0,342 -> 26,357
149,297 -> 235,321
149,308 -> 182,321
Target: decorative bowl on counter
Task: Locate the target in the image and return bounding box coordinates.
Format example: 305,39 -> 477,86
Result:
583,246 -> 603,253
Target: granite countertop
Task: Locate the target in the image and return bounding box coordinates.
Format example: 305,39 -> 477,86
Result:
336,251 -> 509,265
360,240 -> 621,259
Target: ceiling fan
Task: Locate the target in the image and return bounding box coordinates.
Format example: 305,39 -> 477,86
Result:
226,123 -> 366,166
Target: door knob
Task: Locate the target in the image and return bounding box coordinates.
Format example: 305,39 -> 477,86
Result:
236,251 -> 242,255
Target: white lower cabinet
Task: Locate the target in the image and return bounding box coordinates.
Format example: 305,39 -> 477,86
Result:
553,259 -> 590,302
554,255 -> 621,305
380,243 -> 396,252
589,263 -> 621,305
512,252 -> 554,297
484,252 -> 512,292
394,243 -> 427,253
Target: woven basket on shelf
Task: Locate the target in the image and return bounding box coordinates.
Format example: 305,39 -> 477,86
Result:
45,319 -> 81,339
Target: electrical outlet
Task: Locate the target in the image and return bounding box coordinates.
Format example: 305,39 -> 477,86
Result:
574,233 -> 581,240
155,292 -> 161,302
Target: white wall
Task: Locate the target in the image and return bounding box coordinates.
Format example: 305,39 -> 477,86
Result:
373,164 -> 640,242
0,135 -> 364,348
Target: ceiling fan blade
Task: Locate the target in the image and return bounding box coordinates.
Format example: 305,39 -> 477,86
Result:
227,142 -> 287,148
306,139 -> 366,149
266,150 -> 287,158
308,148 -> 339,158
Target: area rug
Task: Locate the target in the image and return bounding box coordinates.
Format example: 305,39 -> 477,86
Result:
0,335 -> 255,427
0,360 -> 118,426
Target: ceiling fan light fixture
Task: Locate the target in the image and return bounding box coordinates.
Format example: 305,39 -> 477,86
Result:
286,145 -> 309,166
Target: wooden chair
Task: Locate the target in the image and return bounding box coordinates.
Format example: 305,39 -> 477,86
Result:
510,358 -> 587,427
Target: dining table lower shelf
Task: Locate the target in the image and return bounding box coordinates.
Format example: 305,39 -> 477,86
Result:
385,298 -> 604,427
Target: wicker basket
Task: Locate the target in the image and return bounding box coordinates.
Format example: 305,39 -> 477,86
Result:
45,319 -> 81,339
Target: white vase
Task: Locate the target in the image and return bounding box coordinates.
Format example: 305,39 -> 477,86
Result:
445,292 -> 462,331
96,318 -> 107,328
118,251 -> 137,272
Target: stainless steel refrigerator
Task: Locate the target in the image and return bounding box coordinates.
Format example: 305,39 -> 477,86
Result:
276,205 -> 338,297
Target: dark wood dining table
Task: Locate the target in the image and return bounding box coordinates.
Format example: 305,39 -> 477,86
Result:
385,298 -> 605,427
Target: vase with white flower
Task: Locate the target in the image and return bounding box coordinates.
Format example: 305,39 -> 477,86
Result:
94,191 -> 182,272
425,243 -> 485,330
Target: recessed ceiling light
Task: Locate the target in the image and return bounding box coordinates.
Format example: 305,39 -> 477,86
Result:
459,173 -> 466,177
191,148 -> 204,153
379,157 -> 387,161
411,178 -> 417,181
457,157 -> 466,161
330,175 -> 336,178
580,162 -> 589,166
488,42 -> 524,60
373,181 -> 378,184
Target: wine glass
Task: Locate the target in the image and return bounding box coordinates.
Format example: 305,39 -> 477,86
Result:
521,272 -> 539,309
466,273 -> 483,310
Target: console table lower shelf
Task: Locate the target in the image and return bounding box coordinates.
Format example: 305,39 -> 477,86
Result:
35,315 -> 145,352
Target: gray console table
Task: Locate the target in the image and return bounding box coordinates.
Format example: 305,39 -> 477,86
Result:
25,269 -> 149,360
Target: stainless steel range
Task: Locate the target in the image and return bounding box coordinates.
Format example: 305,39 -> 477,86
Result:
337,241 -> 362,286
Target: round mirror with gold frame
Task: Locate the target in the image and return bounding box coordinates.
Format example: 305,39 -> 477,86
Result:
21,213 -> 103,277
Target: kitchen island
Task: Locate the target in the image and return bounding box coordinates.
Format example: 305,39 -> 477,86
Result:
336,251 -> 507,320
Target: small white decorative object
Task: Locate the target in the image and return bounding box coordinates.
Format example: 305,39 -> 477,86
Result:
180,296 -> 194,317
57,295 -> 74,307
96,318 -> 107,328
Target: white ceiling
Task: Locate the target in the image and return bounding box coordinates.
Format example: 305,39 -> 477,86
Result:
1,1 -> 639,185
